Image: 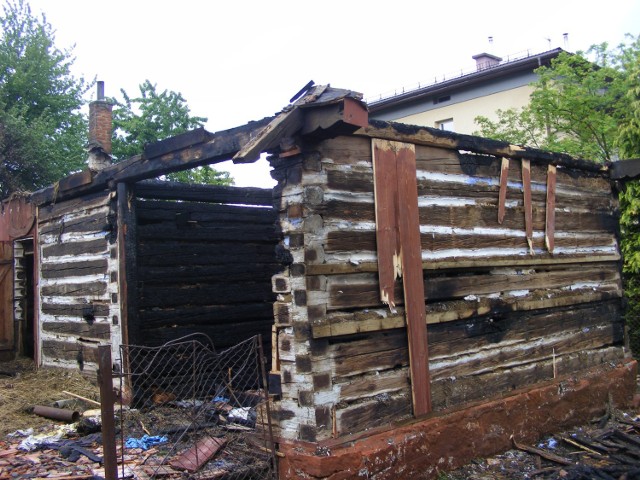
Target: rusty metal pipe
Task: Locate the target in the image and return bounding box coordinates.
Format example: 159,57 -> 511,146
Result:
32,405 -> 80,423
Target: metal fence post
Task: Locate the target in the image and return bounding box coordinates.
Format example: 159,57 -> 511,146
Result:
98,345 -> 118,480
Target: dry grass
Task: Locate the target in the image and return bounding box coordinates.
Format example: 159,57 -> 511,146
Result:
0,357 -> 99,437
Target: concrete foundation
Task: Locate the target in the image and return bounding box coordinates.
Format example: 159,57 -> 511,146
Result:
278,359 -> 638,479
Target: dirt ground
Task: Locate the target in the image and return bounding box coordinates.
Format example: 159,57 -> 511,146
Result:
1,358 -> 640,479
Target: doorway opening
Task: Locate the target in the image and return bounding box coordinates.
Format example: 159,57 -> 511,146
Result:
14,238 -> 34,359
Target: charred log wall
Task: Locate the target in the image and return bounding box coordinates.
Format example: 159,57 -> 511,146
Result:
269,135 -> 624,442
37,191 -> 119,374
132,182 -> 282,354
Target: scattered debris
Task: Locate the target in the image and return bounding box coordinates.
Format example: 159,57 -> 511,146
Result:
445,408 -> 640,479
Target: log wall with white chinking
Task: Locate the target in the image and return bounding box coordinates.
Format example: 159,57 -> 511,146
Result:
37,191 -> 121,376
269,134 -> 625,443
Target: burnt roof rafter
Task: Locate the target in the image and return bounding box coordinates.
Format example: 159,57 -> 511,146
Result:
30,85 -> 368,206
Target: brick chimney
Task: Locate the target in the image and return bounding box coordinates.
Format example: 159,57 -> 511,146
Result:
472,53 -> 502,71
87,81 -> 113,171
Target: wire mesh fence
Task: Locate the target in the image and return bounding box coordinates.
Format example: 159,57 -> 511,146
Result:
115,334 -> 277,479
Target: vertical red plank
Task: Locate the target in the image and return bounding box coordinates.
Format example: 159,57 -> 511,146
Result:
546,164 -> 557,253
372,139 -> 401,308
497,157 -> 509,224
521,159 -> 534,255
396,143 -> 431,416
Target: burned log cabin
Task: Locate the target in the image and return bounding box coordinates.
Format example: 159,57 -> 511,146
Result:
3,84 -> 638,478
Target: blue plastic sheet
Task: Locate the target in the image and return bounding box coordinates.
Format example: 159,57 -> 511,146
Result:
125,435 -> 168,450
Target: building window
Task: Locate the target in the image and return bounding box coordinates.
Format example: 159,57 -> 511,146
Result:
436,118 -> 454,131
433,95 -> 451,105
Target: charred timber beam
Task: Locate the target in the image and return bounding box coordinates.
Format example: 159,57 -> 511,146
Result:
31,117 -> 274,206
134,181 -> 273,206
359,120 -> 607,173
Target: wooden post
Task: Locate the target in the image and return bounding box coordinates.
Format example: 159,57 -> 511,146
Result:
116,183 -> 138,346
372,139 -> 431,416
98,345 -> 117,480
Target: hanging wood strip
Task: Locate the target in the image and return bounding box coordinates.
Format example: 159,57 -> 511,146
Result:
396,142 -> 432,416
372,138 -> 431,416
497,157 -> 509,224
521,159 -> 534,255
372,139 -> 401,308
546,164 -> 557,253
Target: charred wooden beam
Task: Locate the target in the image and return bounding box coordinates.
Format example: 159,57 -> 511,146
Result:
134,181 -> 273,206
143,127 -> 214,159
31,117 -> 274,206
360,120 -> 606,172
117,182 -> 139,346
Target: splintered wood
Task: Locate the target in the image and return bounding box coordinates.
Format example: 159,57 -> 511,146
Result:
372,140 -> 401,308
521,159 -> 534,254
372,138 -> 431,416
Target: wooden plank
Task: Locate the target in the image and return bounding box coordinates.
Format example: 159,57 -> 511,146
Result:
137,263 -> 282,284
138,303 -> 273,326
337,395 -> 411,435
312,288 -> 622,338
136,201 -> 276,225
41,238 -> 108,258
327,266 -> 620,309
317,200 -> 617,235
41,259 -> 108,279
546,164 -> 557,253
306,254 -> 622,276
301,96 -> 369,138
170,437 -> 226,473
358,120 -> 605,173
498,157 -> 509,224
37,191 -> 112,223
138,282 -> 275,308
396,141 -> 431,416
137,245 -> 277,267
41,281 -> 107,297
39,211 -> 112,236
325,230 -> 616,256
143,127 -> 213,159
372,139 -> 400,308
136,223 -> 279,243
234,107 -> 304,163
41,302 -> 110,317
135,181 -> 273,206
0,196 -> 35,241
32,117 -> 274,206
0,243 -> 13,348
41,339 -> 98,365
521,159 -> 534,254
42,321 -> 111,339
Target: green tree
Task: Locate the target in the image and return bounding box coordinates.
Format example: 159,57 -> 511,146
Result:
475,35 -> 640,352
112,80 -> 233,185
475,39 -> 637,162
0,0 -> 89,197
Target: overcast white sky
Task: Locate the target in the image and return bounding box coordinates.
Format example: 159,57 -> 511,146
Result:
26,0 -> 640,187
